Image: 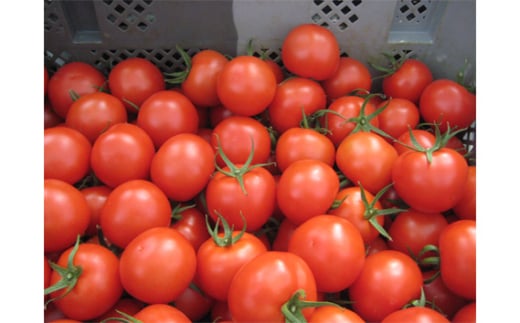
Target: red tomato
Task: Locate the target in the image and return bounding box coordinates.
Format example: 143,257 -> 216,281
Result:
65,92 -> 128,144
228,251 -> 318,322
108,57 -> 165,113
393,128 -> 436,155
132,304 -> 191,323
216,55 -> 277,116
381,306 -> 449,322
445,135 -> 468,156
264,59 -> 285,83
376,97 -> 420,142
209,105 -> 235,127
348,250 -> 423,322
119,227 -> 197,304
170,206 -> 211,251
419,79 -> 476,132
90,123 -> 155,188
44,126 -> 92,185
136,90 -> 200,148
438,219 -> 476,300
453,165 -> 476,220
45,101 -> 65,129
100,179 -> 172,248
47,62 -> 106,118
271,217 -> 298,252
452,302 -> 476,323
267,77 -> 327,134
44,179 -> 90,253
173,283 -> 215,321
277,159 -> 339,225
47,242 -> 123,321
281,23 -> 340,80
288,215 -> 365,292
150,133 -> 215,202
308,305 -> 365,323
365,235 -> 389,256
80,185 -> 112,238
336,131 -> 398,195
422,270 -> 469,320
94,297 -> 145,323
321,57 -> 372,100
382,58 -> 433,104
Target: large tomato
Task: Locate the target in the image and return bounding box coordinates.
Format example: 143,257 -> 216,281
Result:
281,23 -> 340,80
382,58 -> 433,104
321,57 -> 372,100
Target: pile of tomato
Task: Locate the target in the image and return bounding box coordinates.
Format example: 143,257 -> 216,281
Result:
44,23 -> 476,323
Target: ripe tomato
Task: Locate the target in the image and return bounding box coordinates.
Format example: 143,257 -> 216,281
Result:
45,101 -> 65,129
228,251 -> 318,322
366,235 -> 389,256
136,90 -> 200,148
381,306 -> 449,322
376,97 -> 420,142
276,159 -> 339,225
170,206 -> 211,251
308,305 -> 365,323
108,57 -> 165,113
90,123 -> 155,188
100,179 -> 172,249
44,179 -> 90,253
271,217 -> 298,252
80,185 -> 112,238
288,214 -> 365,292
119,227 -> 197,304
264,59 -> 285,83
438,219 -> 476,300
47,242 -> 124,321
44,126 -> 92,185
216,55 -> 277,116
267,77 -> 327,134
209,105 -> 235,127
336,131 -> 398,195
321,57 -> 372,100
150,133 -> 215,202
173,283 -> 215,321
132,304 -> 191,323
452,302 -> 476,323
47,62 -> 106,118
281,23 -> 340,80
382,58 -> 433,104
453,165 -> 476,220
348,250 -> 423,322
65,92 -> 128,144
422,270 -> 469,320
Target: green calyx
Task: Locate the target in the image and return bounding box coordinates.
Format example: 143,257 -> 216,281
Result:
369,51 -> 413,81
164,45 -> 192,84
205,211 -> 246,247
281,289 -> 344,323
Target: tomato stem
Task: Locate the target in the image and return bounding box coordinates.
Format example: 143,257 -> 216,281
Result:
281,289 -> 343,323
205,212 -> 246,247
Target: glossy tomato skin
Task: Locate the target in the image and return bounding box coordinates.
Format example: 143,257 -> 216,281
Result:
281,23 -> 340,80
80,185 -> 112,238
348,250 -> 423,322
150,133 -> 215,202
321,57 -> 372,100
377,97 -> 420,142
453,165 -> 476,220
108,57 -> 165,113
381,306 -> 449,323
308,305 -> 365,323
170,206 -> 211,251
382,58 -> 433,104
132,304 -> 191,323
44,179 -> 90,253
119,227 -> 197,304
392,147 -> 468,213
228,251 -> 318,322
47,62 -> 106,118
439,219 -> 476,300
452,302 -> 476,323
49,243 -> 124,321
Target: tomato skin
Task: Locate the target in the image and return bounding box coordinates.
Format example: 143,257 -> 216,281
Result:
228,251 -> 318,322
393,128 -> 436,155
377,98 -> 420,142
321,57 -> 372,100
348,250 -> 423,322
45,101 -> 65,129
422,270 -> 469,320
136,90 -> 200,148
150,133 -> 215,202
308,305 -> 365,323
453,165 -> 476,220
132,304 -> 191,323
173,283 -> 215,321
392,148 -> 468,213
49,243 -> 124,321
382,58 -> 433,104
80,185 -> 112,238
170,206 -> 211,251
119,227 -> 197,304
93,297 -> 145,323
452,302 -> 476,323
381,306 -> 450,323
216,55 -> 277,116
90,123 -> 155,188
272,217 -> 298,252
264,59 -> 285,83
108,57 -> 165,113
281,23 -> 340,80
44,179 -> 90,253
366,235 -> 389,256
44,126 -> 92,185
47,62 -> 106,118
288,215 -> 365,292
438,219 -> 476,300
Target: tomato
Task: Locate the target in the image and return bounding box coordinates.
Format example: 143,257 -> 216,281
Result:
271,217 -> 298,252
90,123 -> 155,188
276,159 -> 339,225
94,297 -> 145,323
348,250 -> 423,322
419,79 -> 476,132
44,126 -> 92,185
47,242 -> 123,321
382,58 -> 433,104
80,185 -> 112,238
445,134 -> 468,156
216,55 -> 277,116
150,133 -> 215,202
100,179 -> 172,248
438,219 -> 476,300
211,115 -> 271,168
119,227 -> 197,304
376,97 -> 420,142
392,146 -> 468,213
267,77 -> 327,134
281,23 -> 340,80
453,165 -> 476,220
209,105 -> 236,128
264,59 -> 285,83
170,205 -> 211,251
321,57 -> 372,100
288,214 -> 365,292
47,62 -> 106,118
108,57 -> 165,113
173,283 -> 215,321
65,92 -> 128,144
336,131 -> 398,195
308,305 -> 365,323
452,302 -> 476,323
132,304 -> 191,323
381,306 -> 449,322
44,179 -> 90,253
228,251 -> 318,322
45,101 -> 65,129
393,128 -> 436,155
136,90 -> 199,148
422,270 -> 469,320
